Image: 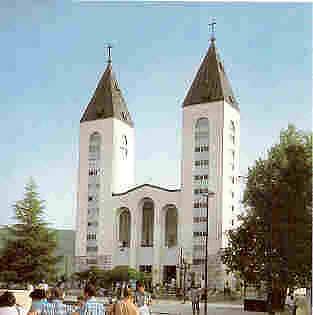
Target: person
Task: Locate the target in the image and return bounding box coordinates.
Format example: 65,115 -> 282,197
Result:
171,278 -> 176,289
76,283 -> 105,315
190,287 -> 200,315
112,288 -> 138,315
28,289 -> 47,314
285,292 -> 297,315
40,287 -> 71,315
38,282 -> 48,293
75,296 -> 85,309
134,282 -> 151,315
0,291 -> 28,315
27,285 -> 34,293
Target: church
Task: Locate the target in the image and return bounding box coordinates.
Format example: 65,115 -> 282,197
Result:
75,33 -> 240,289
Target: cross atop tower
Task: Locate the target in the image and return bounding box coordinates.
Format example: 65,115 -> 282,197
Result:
208,20 -> 216,42
106,43 -> 113,64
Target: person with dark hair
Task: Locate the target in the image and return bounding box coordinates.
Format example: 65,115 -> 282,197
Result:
285,292 -> 297,315
75,296 -> 84,310
40,287 -> 72,315
189,286 -> 200,315
112,288 -> 138,315
28,289 -> 47,314
76,283 -> 105,315
0,291 -> 27,315
134,282 -> 151,315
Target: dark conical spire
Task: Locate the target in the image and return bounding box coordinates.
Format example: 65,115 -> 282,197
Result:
80,59 -> 133,126
183,39 -> 239,110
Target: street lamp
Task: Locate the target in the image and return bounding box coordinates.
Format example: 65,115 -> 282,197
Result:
182,253 -> 193,303
201,191 -> 215,315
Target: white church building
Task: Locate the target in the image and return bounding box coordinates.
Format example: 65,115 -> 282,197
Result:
75,35 -> 240,288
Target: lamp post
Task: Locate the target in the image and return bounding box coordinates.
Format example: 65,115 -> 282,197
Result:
182,253 -> 193,303
178,247 -> 183,295
202,191 -> 215,315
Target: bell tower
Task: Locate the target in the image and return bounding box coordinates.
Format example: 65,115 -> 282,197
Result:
75,48 -> 135,270
180,30 -> 240,288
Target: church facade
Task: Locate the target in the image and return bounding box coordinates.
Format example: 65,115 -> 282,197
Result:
75,36 -> 240,288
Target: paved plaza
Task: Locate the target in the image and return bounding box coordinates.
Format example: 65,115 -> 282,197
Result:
151,301 -> 267,315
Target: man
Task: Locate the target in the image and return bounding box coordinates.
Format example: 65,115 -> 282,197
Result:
41,287 -> 72,315
77,283 -> 105,315
134,281 -> 151,315
190,286 -> 200,315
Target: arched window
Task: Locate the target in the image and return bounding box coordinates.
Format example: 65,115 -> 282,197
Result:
120,135 -> 128,160
230,120 -> 235,133
229,121 -> 235,145
195,118 -> 209,133
165,206 -> 178,247
119,209 -> 131,248
195,118 -> 209,148
141,200 -> 154,247
89,132 -> 101,160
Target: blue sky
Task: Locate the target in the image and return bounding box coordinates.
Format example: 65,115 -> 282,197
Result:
0,2 -> 311,229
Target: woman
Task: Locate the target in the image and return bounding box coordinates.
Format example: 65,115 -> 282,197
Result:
134,282 -> 151,315
28,289 -> 47,314
113,288 -> 139,315
0,291 -> 27,315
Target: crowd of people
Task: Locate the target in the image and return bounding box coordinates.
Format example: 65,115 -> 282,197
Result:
0,281 -> 151,315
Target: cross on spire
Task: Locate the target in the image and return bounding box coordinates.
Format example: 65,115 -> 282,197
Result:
106,43 -> 113,64
208,20 -> 216,42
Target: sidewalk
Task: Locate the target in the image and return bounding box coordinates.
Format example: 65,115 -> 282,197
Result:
153,299 -> 243,308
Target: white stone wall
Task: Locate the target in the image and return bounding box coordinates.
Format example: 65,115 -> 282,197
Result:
111,185 -> 181,284
181,100 -> 240,288
222,102 -> 240,248
181,101 -> 224,257
76,117 -> 135,267
112,119 -> 135,194
76,118 -> 114,259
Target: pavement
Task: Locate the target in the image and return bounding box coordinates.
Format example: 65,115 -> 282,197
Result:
150,301 -> 266,315
151,299 -> 310,315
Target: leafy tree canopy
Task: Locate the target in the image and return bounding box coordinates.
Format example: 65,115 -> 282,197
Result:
222,125 -> 312,290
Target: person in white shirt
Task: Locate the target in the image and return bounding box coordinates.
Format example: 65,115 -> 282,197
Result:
285,292 -> 296,315
0,291 -> 27,315
38,281 -> 48,292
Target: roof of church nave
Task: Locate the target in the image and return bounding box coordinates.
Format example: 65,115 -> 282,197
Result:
112,183 -> 181,197
80,55 -> 133,126
183,37 -> 239,110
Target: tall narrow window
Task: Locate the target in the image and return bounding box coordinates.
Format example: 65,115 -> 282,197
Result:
119,209 -> 131,248
229,121 -> 235,145
195,118 -> 209,145
141,200 -> 154,247
87,132 -> 101,256
89,132 -> 101,161
120,135 -> 128,160
165,206 -> 178,247
193,118 -> 209,268
230,120 -> 235,132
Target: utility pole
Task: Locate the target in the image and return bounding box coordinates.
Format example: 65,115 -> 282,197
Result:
183,259 -> 186,303
204,193 -> 209,315
202,191 -> 215,315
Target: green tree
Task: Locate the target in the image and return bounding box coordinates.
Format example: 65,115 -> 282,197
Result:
72,266 -> 145,290
0,178 -> 59,285
110,266 -> 143,283
222,125 -> 312,311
